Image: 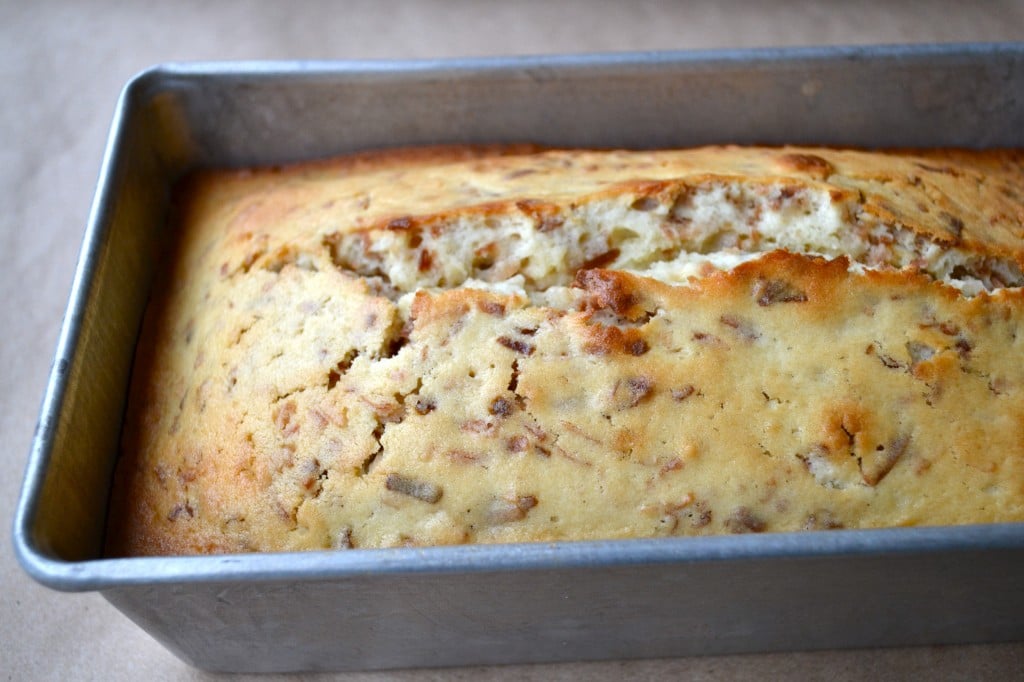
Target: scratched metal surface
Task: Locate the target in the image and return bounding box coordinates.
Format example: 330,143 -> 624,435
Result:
14,46 -> 1024,672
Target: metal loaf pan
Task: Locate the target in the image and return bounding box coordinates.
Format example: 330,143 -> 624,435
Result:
14,45 -> 1024,673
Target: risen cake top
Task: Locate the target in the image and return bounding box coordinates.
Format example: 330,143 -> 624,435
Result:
106,145 -> 1024,555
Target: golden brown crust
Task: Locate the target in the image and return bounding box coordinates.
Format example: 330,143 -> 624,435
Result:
106,145 -> 1024,556
190,145 -> 1024,263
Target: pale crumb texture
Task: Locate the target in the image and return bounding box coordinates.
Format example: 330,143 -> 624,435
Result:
106,145 -> 1024,555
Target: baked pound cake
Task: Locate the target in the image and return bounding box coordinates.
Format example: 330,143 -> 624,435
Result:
106,144 -> 1024,555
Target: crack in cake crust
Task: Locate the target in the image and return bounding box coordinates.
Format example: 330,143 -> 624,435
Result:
322,178 -> 1024,300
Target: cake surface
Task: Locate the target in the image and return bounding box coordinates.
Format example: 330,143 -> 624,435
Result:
106,144 -> 1024,555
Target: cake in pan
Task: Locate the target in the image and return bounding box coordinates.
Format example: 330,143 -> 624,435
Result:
106,144 -> 1024,555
